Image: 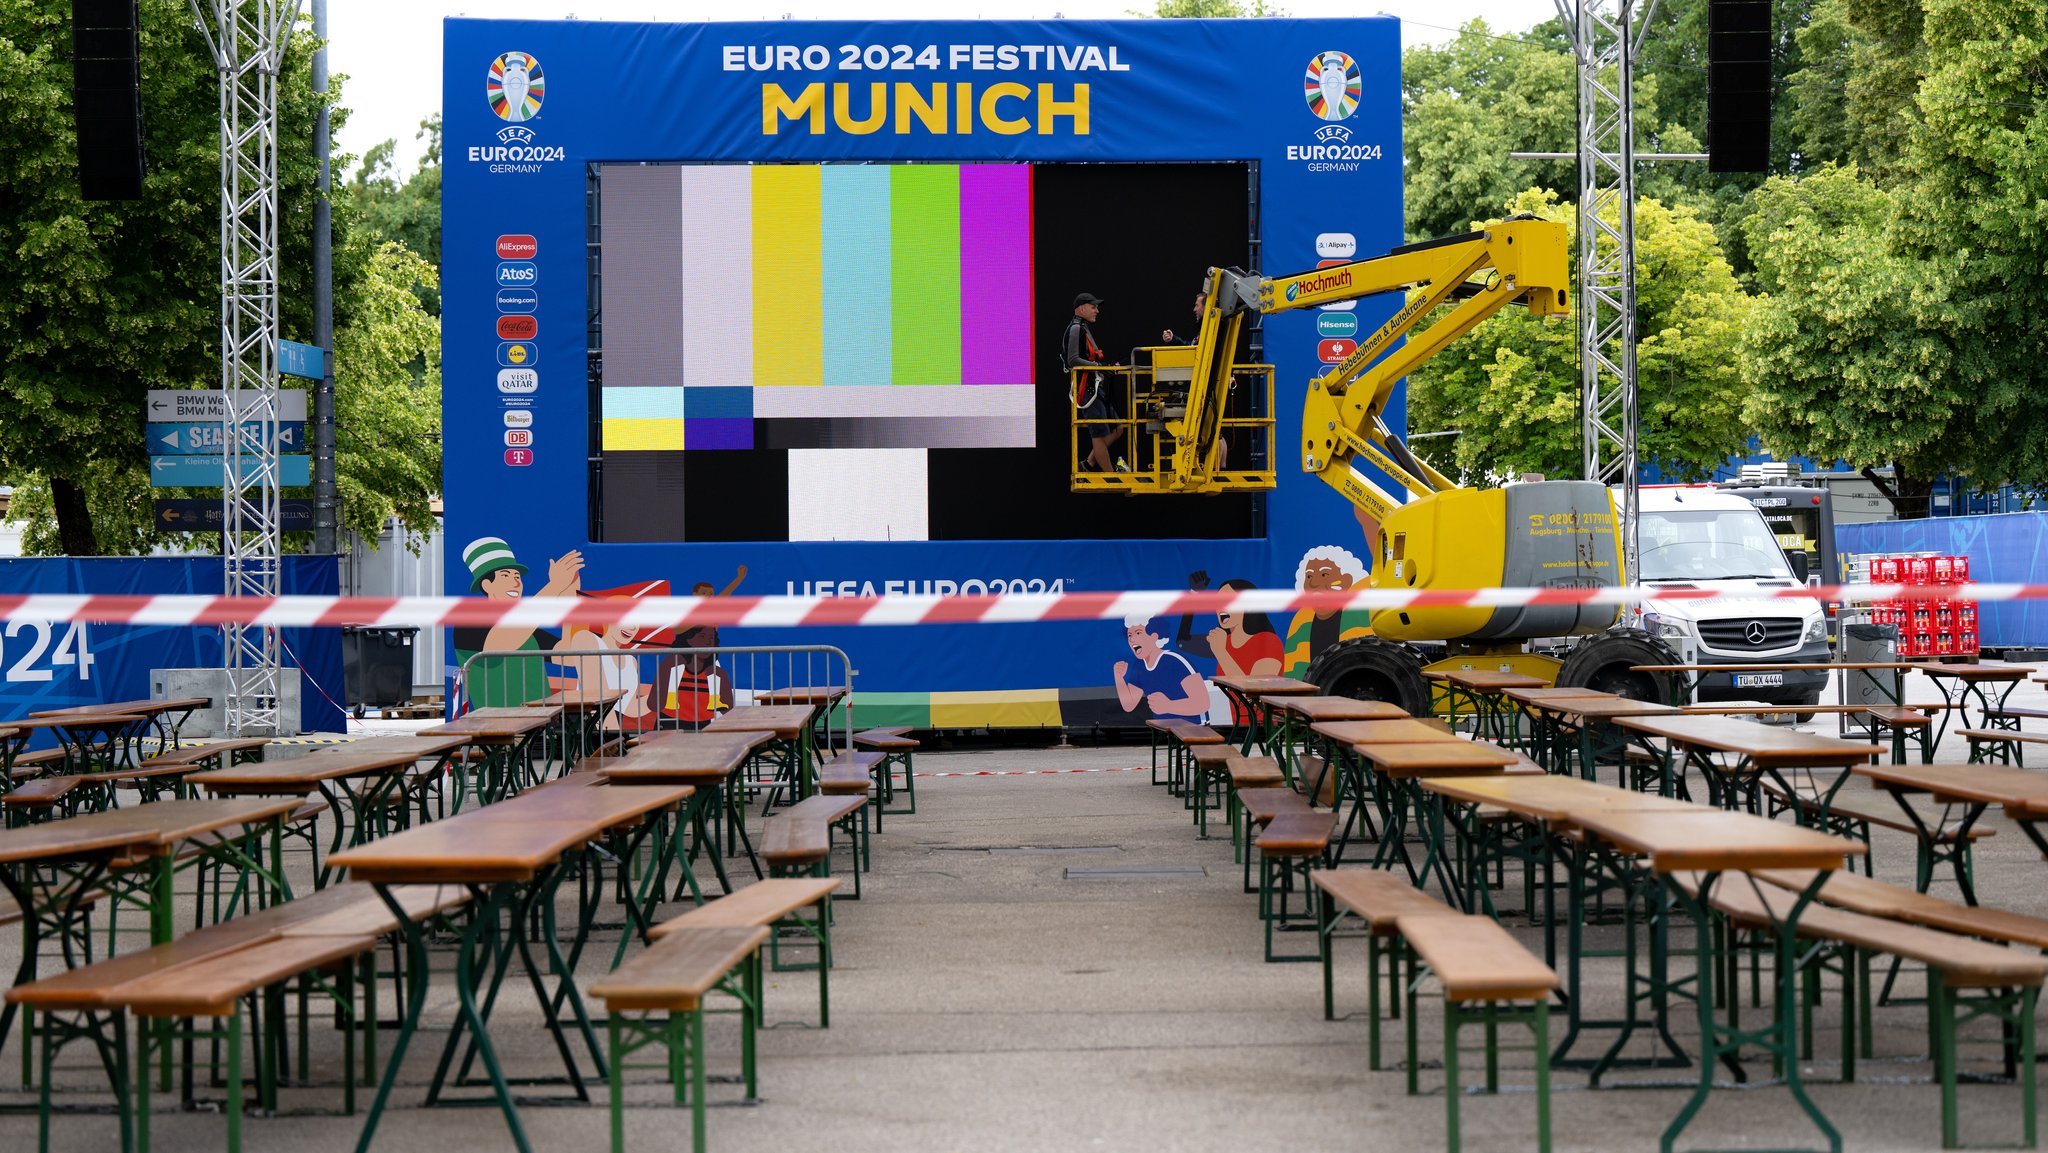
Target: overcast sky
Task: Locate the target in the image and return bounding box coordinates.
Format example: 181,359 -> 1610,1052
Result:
327,0 -> 1564,175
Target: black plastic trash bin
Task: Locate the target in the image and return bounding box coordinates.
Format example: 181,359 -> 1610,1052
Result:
341,626 -> 419,711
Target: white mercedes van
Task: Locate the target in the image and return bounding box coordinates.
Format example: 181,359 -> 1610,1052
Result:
1633,486 -> 1832,708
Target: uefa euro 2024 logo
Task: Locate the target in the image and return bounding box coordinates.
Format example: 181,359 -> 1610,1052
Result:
1304,50 -> 1360,121
488,52 -> 545,123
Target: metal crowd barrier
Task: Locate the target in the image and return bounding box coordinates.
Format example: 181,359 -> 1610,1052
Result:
456,644 -> 855,765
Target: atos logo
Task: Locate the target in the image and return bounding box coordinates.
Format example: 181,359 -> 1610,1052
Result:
504,429 -> 533,448
497,315 -> 538,340
1316,313 -> 1359,339
495,261 -> 539,286
497,368 -> 538,393
496,342 -> 539,367
496,234 -> 538,259
495,288 -> 539,314
504,449 -> 534,467
1317,338 -> 1358,363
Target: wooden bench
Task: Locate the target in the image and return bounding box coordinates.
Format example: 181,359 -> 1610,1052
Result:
1397,914 -> 1559,1153
649,877 -> 841,1026
1760,779 -> 1993,888
587,926 -> 770,1153
851,726 -> 918,814
1861,706 -> 1934,763
1958,727 -> 2048,766
1254,811 -> 1337,962
3,771 -> 84,824
1233,786 -> 1310,890
1163,723 -> 1225,797
1312,869 -> 1458,1065
818,750 -> 884,843
760,794 -> 868,899
1187,744 -> 1240,837
1697,875 -> 2046,1148
1143,717 -> 1194,787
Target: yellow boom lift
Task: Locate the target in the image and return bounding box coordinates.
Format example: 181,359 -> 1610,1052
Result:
1070,215 -> 1679,711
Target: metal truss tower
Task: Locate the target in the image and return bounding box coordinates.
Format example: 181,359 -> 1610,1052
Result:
1566,0 -> 1644,586
190,0 -> 301,734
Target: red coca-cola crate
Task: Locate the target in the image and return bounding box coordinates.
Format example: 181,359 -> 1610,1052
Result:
1959,603 -> 1979,626
1960,630 -> 1979,654
1934,633 -> 1956,655
1910,601 -> 1933,627
1953,556 -> 1970,582
1871,605 -> 1895,626
1932,556 -> 1954,583
1906,557 -> 1934,584
1935,604 -> 1956,629
1911,630 -> 1937,657
1873,557 -> 1901,583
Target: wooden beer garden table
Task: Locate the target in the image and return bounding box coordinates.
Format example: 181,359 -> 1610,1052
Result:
1267,695 -> 1407,786
1851,761 -> 2048,903
755,684 -> 853,757
32,696 -> 212,753
599,730 -> 775,896
705,704 -> 822,812
0,797 -> 304,1052
1613,714 -> 1882,816
328,783 -> 690,1153
188,733 -> 474,885
1907,661 -> 2033,742
1426,667 -> 1551,744
1571,807 -> 1863,1151
421,708 -> 562,809
1210,674 -> 1319,754
1528,695 -> 1678,784
525,689 -> 625,768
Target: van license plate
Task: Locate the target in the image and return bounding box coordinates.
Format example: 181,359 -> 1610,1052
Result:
1734,673 -> 1784,688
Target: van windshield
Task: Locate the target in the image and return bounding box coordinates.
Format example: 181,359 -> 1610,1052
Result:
1638,509 -> 1796,582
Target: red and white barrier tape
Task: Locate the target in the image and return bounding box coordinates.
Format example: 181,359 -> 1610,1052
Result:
0,583 -> 2015,630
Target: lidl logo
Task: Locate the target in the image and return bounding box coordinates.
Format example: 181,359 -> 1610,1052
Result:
496,234 -> 538,259
1318,338 -> 1358,363
487,53 -> 544,123
497,315 -> 538,340
496,288 -> 539,314
497,342 -> 538,367
504,448 -> 534,467
496,261 -> 539,286
497,368 -> 539,394
1316,233 -> 1357,259
1316,313 -> 1359,339
1304,51 -> 1361,122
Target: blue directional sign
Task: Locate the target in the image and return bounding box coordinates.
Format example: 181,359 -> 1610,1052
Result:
278,339 -> 325,381
149,422 -> 305,455
148,455 -> 311,488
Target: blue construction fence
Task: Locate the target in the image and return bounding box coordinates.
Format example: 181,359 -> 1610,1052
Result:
1838,511 -> 2048,650
0,555 -> 346,737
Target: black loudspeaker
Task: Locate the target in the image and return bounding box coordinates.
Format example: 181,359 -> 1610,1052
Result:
72,0 -> 144,200
1707,0 -> 1772,173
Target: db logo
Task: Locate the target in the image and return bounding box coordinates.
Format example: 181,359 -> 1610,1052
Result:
504,429 -> 533,447
496,234 -> 538,259
504,448 -> 534,466
497,315 -> 538,340
1317,338 -> 1357,363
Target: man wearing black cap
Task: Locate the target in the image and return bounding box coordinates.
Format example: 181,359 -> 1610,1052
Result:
1063,292 -> 1126,473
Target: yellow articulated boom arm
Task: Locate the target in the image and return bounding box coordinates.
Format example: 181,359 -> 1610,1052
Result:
1191,214 -> 1569,520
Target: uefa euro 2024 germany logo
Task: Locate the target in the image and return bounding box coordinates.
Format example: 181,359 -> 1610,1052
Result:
488,52 -> 545,122
1304,51 -> 1360,121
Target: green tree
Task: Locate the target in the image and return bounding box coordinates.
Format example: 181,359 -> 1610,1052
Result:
344,114 -> 441,311
1408,189 -> 1756,483
0,2 -> 442,554
1734,165 -> 1949,513
331,242 -> 440,542
1137,0 -> 1285,15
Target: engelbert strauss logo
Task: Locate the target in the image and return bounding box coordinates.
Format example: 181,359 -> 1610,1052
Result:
488,52 -> 544,122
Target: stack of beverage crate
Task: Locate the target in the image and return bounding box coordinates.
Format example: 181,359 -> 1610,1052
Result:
1869,554 -> 1978,658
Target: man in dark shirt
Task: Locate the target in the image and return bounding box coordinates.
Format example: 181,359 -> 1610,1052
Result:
1063,292 -> 1125,473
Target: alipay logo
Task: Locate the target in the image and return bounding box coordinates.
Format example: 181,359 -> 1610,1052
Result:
1316,233 -> 1357,259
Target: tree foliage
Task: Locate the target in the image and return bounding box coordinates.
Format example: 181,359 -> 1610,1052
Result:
1408,190 -> 1755,484
0,1 -> 441,554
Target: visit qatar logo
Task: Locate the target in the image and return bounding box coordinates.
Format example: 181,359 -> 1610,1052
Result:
1304,51 -> 1360,122
487,52 -> 545,122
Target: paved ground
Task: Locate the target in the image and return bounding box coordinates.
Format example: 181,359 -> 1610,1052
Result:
4,665 -> 2046,1152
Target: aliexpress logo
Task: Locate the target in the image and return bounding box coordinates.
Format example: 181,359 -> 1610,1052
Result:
497,234 -> 538,259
